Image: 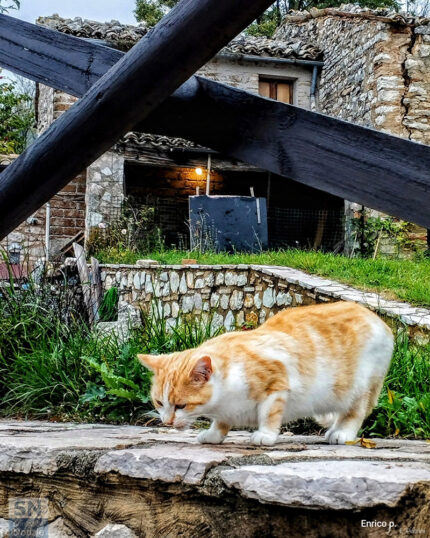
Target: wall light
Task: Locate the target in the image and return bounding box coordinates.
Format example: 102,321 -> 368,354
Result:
195,167 -> 203,176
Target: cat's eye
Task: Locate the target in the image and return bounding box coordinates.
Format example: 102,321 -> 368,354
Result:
155,400 -> 163,407
175,403 -> 186,410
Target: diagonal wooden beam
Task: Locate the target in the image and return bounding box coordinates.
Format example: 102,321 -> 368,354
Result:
0,0 -> 274,239
139,78 -> 430,229
2,15 -> 430,228
0,14 -> 122,96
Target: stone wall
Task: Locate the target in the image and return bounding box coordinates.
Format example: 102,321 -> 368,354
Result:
86,152 -> 125,232
276,7 -> 412,135
276,7 -> 430,249
99,263 -> 430,340
101,264 -> 305,331
404,22 -> 430,142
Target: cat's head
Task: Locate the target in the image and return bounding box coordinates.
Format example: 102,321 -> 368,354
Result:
138,351 -> 213,429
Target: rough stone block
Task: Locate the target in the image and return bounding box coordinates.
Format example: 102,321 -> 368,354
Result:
221,460 -> 430,510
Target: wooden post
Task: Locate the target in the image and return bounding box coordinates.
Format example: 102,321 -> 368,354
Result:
0,0 -> 274,239
73,242 -> 94,325
90,257 -> 102,323
206,154 -> 212,196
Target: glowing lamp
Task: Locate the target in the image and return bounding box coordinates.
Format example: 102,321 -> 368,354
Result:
195,167 -> 203,176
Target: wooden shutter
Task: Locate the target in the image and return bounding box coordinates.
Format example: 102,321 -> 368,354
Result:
259,78 -> 293,104
259,80 -> 271,99
277,82 -> 293,104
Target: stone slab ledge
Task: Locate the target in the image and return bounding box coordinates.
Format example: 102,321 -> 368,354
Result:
0,421 -> 429,512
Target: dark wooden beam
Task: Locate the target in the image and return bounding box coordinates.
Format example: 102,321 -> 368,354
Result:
0,0 -> 273,239
137,77 -> 430,229
2,15 -> 430,228
0,14 -> 121,96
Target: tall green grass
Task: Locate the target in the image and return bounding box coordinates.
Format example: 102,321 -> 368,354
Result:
0,268 -> 428,437
0,275 -> 223,422
96,248 -> 430,307
364,330 -> 430,439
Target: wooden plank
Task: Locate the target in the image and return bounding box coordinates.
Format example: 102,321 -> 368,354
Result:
2,15 -> 430,227
0,0 -> 274,239
73,242 -> 94,325
0,14 -> 121,97
90,257 -> 102,323
138,77 -> 430,229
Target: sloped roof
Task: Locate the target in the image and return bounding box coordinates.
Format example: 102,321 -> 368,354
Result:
37,15 -> 148,51
37,15 -> 321,60
283,4 -> 425,27
116,132 -> 202,152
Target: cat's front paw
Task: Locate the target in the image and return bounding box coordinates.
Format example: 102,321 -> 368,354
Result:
197,429 -> 225,445
250,430 -> 278,446
327,429 -> 355,445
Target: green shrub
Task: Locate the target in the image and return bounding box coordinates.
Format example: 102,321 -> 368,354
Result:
363,330 -> 430,439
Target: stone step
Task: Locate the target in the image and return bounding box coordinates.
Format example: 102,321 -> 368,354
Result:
0,421 -> 429,536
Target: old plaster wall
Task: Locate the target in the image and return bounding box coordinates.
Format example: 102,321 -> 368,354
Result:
198,57 -> 313,108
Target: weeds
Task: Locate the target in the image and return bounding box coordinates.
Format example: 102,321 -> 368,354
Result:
363,330 -> 430,439
0,261 -> 428,437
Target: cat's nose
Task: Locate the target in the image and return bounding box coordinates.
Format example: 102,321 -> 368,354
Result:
164,414 -> 175,426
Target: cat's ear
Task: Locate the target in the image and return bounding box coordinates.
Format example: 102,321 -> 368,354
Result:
190,356 -> 212,384
137,354 -> 163,373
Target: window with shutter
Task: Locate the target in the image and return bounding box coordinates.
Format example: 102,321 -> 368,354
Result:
258,78 -> 294,104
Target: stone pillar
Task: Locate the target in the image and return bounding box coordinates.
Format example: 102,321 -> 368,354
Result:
85,151 -> 125,235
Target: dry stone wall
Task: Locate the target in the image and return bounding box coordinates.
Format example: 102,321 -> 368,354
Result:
101,264 -> 308,332
276,8 -> 412,136
100,264 -> 430,340
404,22 -> 430,142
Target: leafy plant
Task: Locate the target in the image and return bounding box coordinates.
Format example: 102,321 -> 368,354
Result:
0,78 -> 34,154
98,287 -> 119,322
352,210 -> 414,258
363,330 -> 430,439
87,197 -> 165,256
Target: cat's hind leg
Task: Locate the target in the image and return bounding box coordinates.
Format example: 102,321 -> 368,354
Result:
250,391 -> 288,446
197,420 -> 230,444
326,396 -> 368,445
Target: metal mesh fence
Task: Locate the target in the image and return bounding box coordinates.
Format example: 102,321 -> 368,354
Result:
268,208 -> 345,251
103,196 -> 344,252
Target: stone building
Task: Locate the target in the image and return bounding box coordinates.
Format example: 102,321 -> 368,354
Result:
1,6 -> 429,263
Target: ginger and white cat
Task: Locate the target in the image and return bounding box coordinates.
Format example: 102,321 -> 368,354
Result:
138,302 -> 393,445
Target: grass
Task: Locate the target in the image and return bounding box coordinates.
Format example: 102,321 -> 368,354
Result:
363,330 -> 430,439
0,265 -> 428,438
0,276 -> 222,422
96,247 -> 430,308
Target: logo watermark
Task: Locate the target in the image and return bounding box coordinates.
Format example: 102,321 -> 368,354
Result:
8,498 -> 49,537
361,520 -> 426,535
